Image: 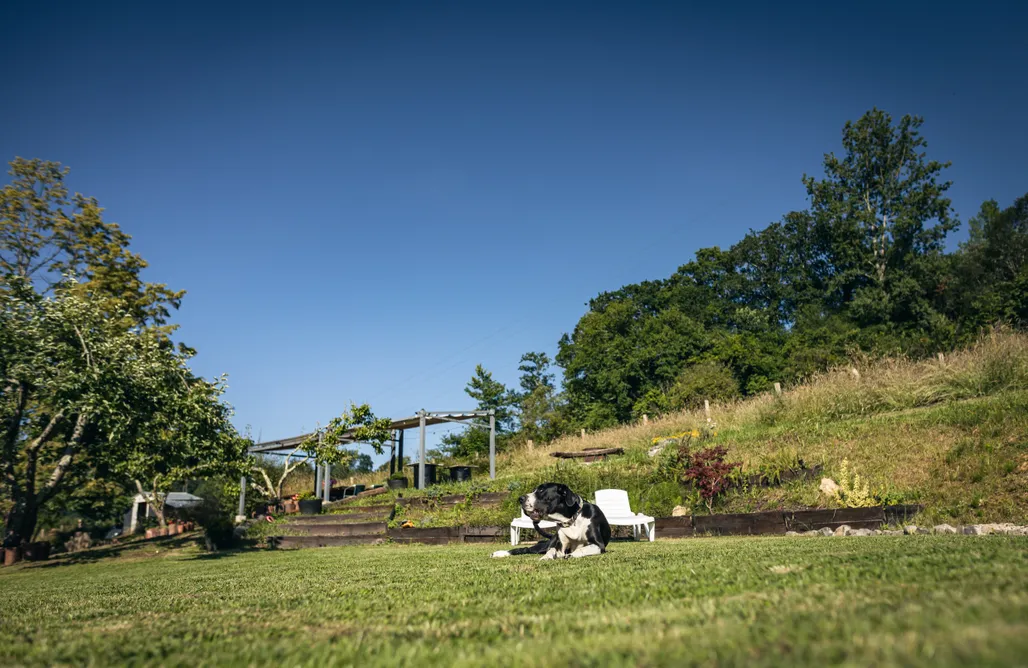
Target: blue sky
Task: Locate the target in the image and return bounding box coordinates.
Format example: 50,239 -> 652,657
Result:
3,1 -> 1027,465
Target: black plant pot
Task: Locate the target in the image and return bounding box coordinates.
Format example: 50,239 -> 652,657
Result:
410,464 -> 437,489
387,478 -> 408,490
298,499 -> 323,515
449,466 -> 472,483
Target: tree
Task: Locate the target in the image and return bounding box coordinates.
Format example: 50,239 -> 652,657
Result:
1,159 -> 235,546
1,279 -> 205,545
517,352 -> 554,394
249,404 -> 392,501
514,352 -> 566,442
465,365 -> 518,432
435,366 -> 518,458
0,158 -> 183,329
802,109 -> 957,336
947,194 -> 1028,334
117,372 -> 249,528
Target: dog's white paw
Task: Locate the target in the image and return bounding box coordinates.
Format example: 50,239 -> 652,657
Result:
491,550 -> 511,558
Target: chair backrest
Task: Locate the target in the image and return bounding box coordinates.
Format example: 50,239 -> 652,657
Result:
594,489 -> 633,516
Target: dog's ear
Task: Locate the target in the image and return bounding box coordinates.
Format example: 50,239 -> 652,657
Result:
563,486 -> 577,507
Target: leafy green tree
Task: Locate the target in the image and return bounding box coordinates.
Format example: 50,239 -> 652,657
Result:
465,365 -> 518,432
947,194 -> 1028,334
555,109 -> 969,427
517,352 -> 554,394
0,158 -> 183,329
1,159 -> 239,546
557,304 -> 709,426
118,372 -> 249,528
803,109 -> 957,340
1,279 -> 212,545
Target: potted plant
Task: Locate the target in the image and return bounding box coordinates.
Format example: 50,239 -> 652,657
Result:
280,495 -> 300,514
298,491 -> 323,515
387,472 -> 409,490
3,545 -> 22,566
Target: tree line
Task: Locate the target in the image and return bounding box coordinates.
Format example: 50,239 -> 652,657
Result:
439,109 -> 1027,456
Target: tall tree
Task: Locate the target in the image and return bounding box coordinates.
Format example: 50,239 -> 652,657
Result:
465,365 -> 518,432
517,352 -> 554,394
1,159 -> 233,546
947,194 -> 1028,333
802,109 -> 957,337
1,279 -> 206,545
0,158 -> 183,330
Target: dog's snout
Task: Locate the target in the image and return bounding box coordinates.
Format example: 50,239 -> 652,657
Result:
518,495 -> 526,505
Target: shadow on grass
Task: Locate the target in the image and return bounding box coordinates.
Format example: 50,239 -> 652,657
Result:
25,534 -> 203,570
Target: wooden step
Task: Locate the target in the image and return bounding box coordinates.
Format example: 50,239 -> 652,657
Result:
283,511 -> 391,524
326,503 -> 396,515
273,522 -> 387,537
270,535 -> 386,549
395,492 -> 508,508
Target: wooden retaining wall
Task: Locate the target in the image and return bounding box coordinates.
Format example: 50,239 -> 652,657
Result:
656,505 -> 923,537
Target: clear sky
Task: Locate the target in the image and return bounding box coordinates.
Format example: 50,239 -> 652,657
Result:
3,1 -> 1026,466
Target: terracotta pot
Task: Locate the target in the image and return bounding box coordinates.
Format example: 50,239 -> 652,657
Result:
145,528 -> 157,540
158,527 -> 169,537
3,546 -> 22,566
186,521 -> 195,531
281,499 -> 299,514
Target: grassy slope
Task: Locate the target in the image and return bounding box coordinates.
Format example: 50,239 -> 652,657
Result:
2,537 -> 1027,667
368,332 -> 1028,528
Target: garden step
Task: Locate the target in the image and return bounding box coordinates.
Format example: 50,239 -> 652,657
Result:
270,535 -> 386,549
283,512 -> 392,524
325,503 -> 396,515
273,522 -> 388,536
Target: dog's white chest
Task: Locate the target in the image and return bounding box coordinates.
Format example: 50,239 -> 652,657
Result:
558,515 -> 590,552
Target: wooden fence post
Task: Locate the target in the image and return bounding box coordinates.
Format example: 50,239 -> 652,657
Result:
774,382 -> 782,395
937,352 -> 945,363
704,400 -> 710,420
642,414 -> 649,425
581,428 -> 586,439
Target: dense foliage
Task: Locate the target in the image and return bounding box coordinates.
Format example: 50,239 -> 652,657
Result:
549,110 -> 1028,429
1,159 -> 248,545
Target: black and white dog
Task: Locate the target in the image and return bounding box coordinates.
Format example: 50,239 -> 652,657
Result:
491,482 -> 611,560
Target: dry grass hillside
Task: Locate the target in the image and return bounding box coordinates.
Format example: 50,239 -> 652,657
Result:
324,330 -> 1028,527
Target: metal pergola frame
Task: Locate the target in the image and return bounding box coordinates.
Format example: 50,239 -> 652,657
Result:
237,409 -> 496,517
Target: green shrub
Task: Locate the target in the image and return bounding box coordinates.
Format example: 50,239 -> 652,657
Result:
669,361 -> 740,410
639,481 -> 683,517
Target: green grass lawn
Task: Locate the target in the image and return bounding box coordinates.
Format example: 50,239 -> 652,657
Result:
3,536 -> 1028,667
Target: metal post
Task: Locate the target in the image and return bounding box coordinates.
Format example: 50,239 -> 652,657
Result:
237,476 -> 247,517
398,428 -> 405,470
314,462 -> 322,497
418,410 -> 427,490
489,410 -> 496,480
322,462 -> 330,503
389,431 -> 396,475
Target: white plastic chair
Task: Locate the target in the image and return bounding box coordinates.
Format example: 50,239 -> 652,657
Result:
509,510 -> 558,546
594,489 -> 656,541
